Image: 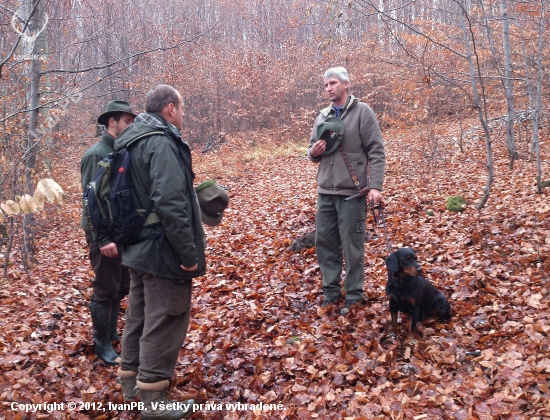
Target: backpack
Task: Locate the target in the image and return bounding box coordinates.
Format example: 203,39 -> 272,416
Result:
82,131 -> 163,245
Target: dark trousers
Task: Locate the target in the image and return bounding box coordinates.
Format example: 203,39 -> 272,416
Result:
121,268 -> 192,383
315,194 -> 367,301
85,232 -> 130,305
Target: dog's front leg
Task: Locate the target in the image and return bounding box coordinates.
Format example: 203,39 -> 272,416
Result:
388,295 -> 399,328
410,303 -> 420,333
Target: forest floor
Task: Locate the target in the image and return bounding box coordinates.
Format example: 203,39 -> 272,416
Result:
1,118 -> 549,420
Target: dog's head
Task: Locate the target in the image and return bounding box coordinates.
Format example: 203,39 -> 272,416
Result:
386,247 -> 422,281
433,295 -> 452,321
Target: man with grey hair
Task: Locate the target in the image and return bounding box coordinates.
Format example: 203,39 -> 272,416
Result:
115,85 -> 204,419
308,67 -> 386,315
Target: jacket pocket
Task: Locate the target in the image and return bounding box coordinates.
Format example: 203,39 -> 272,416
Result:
161,278 -> 191,316
333,151 -> 368,190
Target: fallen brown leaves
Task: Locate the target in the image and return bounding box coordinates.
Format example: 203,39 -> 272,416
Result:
0,125 -> 549,419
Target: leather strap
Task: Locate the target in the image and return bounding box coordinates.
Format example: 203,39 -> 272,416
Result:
338,145 -> 361,191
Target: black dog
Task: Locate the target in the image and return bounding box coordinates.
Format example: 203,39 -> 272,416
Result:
385,247 -> 451,333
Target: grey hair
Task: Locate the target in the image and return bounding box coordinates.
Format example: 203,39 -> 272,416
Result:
145,85 -> 181,113
323,67 -> 350,83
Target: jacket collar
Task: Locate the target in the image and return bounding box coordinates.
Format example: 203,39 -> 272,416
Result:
134,113 -> 183,142
320,95 -> 358,118
100,132 -> 116,148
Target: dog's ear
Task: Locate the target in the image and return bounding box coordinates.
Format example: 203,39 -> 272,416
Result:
404,247 -> 417,258
386,253 -> 399,273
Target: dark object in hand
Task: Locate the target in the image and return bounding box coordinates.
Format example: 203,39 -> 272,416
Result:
385,247 -> 451,333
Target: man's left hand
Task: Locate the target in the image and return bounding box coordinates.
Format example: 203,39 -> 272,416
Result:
100,242 -> 118,258
368,188 -> 383,205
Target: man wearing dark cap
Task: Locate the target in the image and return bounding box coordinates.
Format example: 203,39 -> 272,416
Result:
308,67 -> 386,315
80,100 -> 136,365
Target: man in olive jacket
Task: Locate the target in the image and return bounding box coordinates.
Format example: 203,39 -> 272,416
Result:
115,85 -> 204,420
80,100 -> 135,365
308,67 -> 386,316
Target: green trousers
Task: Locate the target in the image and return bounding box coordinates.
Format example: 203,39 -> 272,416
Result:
120,268 -> 192,383
315,194 -> 366,301
85,232 -> 130,305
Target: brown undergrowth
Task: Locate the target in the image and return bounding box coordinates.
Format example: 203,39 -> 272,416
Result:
0,123 -> 549,419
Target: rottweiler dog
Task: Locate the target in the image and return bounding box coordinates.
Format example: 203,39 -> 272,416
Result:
385,247 -> 451,333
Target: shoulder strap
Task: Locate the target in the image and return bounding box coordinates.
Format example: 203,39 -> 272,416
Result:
125,131 -> 165,227
125,131 -> 165,149
338,145 -> 361,191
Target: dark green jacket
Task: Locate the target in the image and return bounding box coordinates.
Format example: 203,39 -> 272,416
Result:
114,113 -> 206,280
80,132 -> 116,247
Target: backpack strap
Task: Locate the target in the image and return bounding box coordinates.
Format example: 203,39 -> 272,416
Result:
124,131 -> 164,228
125,131 -> 164,148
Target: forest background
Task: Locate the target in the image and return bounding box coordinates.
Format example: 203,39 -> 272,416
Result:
0,0 -> 549,419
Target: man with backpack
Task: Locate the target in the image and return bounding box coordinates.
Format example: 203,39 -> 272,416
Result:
80,100 -> 136,365
114,85 -> 204,419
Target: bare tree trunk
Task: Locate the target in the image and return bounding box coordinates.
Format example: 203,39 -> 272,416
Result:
20,0 -> 47,265
499,0 -> 518,168
531,0 -> 546,193
459,1 -> 494,209
511,0 -> 536,156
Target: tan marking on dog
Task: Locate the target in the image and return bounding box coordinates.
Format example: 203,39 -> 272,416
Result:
402,266 -> 419,277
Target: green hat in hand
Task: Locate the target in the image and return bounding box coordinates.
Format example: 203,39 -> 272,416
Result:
195,180 -> 229,226
315,117 -> 344,155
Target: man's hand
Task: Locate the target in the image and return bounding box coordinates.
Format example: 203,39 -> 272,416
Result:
180,263 -> 198,272
368,188 -> 383,205
100,242 -> 118,258
310,139 -> 326,157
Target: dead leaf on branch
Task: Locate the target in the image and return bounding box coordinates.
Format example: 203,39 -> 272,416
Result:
35,178 -> 64,205
1,199 -> 20,216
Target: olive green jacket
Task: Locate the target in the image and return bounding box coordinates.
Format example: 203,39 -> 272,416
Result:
308,95 -> 386,194
114,113 -> 206,280
80,132 -> 116,247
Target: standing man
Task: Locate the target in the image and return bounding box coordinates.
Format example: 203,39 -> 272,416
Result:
81,100 -> 136,365
115,85 -> 204,419
308,67 -> 386,316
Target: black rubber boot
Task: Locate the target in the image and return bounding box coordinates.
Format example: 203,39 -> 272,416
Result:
91,301 -> 120,365
110,299 -> 121,342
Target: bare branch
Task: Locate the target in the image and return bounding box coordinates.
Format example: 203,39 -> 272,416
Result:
39,27 -> 216,75
354,0 -> 468,59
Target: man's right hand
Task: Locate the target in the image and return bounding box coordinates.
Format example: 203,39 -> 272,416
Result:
180,263 -> 198,272
310,139 -> 326,157
100,242 -> 118,258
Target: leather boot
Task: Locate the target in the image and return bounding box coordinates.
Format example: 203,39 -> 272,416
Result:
110,299 -> 122,341
136,380 -> 195,419
116,368 -> 137,401
90,301 -> 119,365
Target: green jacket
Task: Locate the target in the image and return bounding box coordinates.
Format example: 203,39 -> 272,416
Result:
114,113 -> 206,280
80,132 -> 116,247
307,95 -> 386,194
